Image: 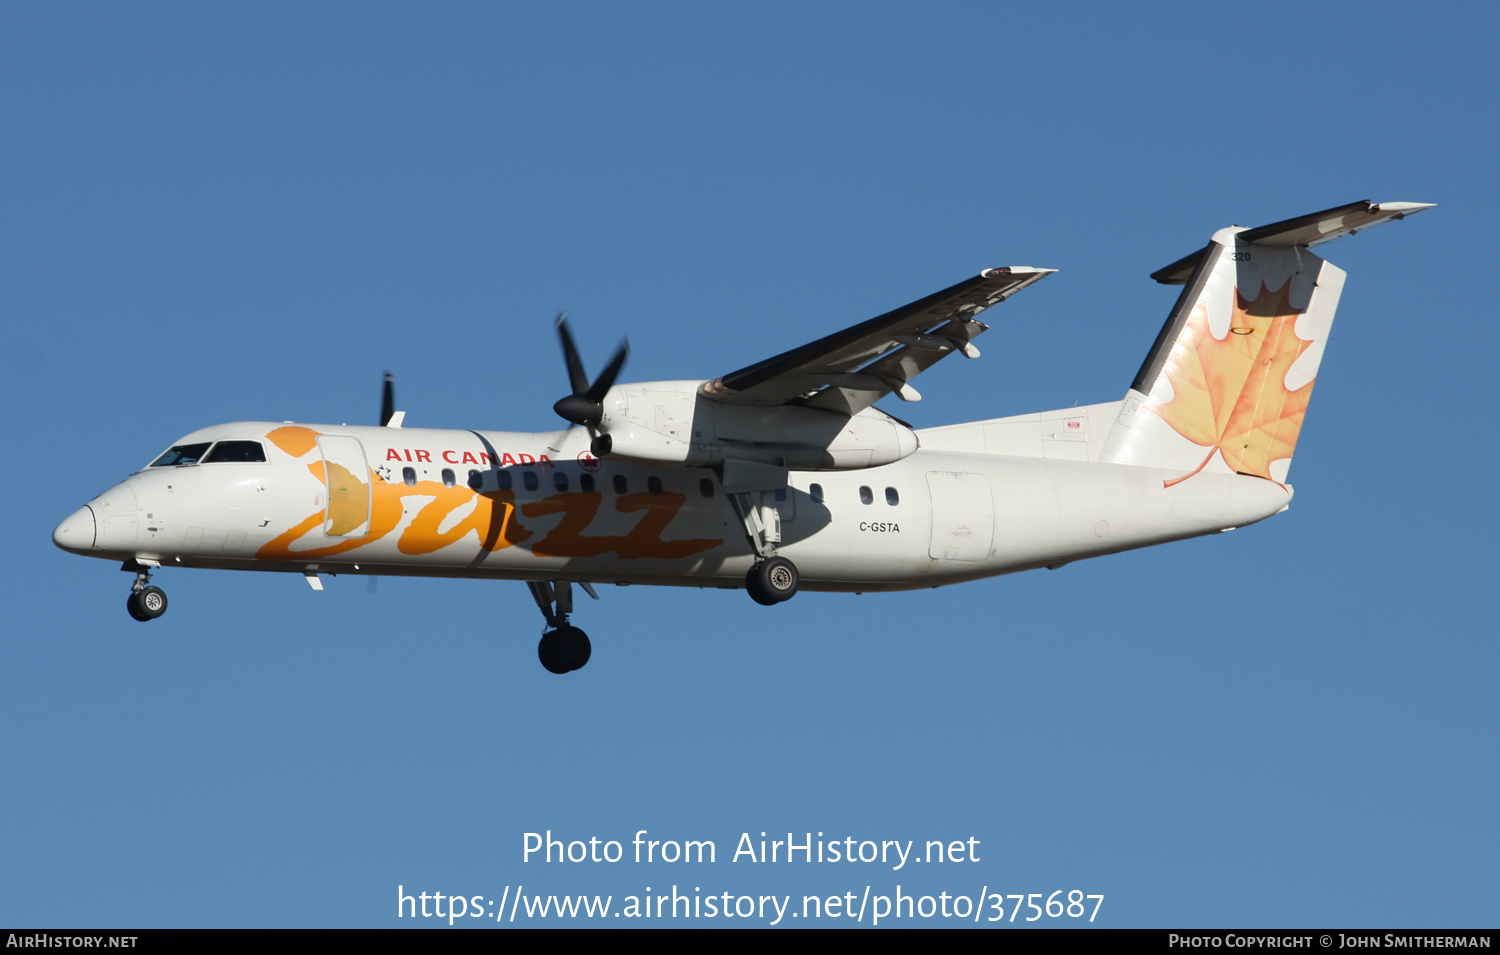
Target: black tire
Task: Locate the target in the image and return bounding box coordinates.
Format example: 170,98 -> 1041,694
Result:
538,631 -> 570,674
557,626 -> 592,671
538,627 -> 591,673
135,586 -> 168,619
126,592 -> 151,622
749,556 -> 798,603
744,566 -> 779,606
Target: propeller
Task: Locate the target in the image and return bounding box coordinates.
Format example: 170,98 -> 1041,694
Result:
551,312 -> 628,430
380,371 -> 395,427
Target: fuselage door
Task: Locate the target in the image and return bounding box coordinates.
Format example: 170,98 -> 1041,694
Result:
317,435 -> 371,539
926,471 -> 993,561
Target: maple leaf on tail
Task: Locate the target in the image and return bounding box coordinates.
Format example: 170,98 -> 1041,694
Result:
1146,281 -> 1315,488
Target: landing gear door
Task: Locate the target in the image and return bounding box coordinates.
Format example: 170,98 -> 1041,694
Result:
926,471 -> 993,561
317,435 -> 371,539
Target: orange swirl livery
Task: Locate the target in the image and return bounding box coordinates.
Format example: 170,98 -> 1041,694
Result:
52,200 -> 1433,673
254,426 -> 715,563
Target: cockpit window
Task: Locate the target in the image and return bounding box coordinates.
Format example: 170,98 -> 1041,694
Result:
203,440 -> 267,463
150,443 -> 212,467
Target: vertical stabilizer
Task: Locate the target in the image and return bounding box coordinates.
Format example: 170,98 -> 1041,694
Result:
1099,201 -> 1434,486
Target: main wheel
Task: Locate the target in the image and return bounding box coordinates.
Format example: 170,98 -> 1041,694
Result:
744,566 -> 779,605
127,586 -> 168,621
538,626 -> 592,673
748,556 -> 799,604
538,631 -> 569,673
557,626 -> 591,671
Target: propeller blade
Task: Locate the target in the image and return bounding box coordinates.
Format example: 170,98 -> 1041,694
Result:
584,339 -> 629,403
553,393 -> 601,427
555,313 -> 591,396
552,314 -> 630,428
380,371 -> 395,427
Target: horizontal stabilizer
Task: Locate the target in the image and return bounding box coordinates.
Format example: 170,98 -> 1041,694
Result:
1151,200 -> 1435,284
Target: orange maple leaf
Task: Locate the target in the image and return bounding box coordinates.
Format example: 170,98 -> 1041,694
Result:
1148,281 -> 1315,487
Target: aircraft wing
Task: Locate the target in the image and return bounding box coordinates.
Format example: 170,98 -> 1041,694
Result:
699,266 -> 1055,414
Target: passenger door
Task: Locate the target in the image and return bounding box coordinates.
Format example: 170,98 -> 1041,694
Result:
317,435 -> 371,538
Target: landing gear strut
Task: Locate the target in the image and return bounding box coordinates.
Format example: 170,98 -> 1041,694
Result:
527,580 -> 595,674
123,561 -> 168,621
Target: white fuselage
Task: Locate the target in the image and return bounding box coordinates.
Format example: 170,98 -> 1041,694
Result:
56,417 -> 1291,592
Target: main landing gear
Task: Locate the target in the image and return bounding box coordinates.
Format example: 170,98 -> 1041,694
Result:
527,580 -> 596,674
728,491 -> 800,607
123,561 -> 168,621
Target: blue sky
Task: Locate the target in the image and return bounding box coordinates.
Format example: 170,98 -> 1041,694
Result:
3,2 -> 1495,928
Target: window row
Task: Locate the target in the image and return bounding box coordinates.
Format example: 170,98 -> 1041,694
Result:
808,483 -> 900,506
151,444 -> 905,514
427,469 -> 702,497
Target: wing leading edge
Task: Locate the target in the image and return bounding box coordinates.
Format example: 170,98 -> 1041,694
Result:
698,266 -> 1055,414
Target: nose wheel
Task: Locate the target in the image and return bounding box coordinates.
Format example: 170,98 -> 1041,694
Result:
126,581 -> 168,622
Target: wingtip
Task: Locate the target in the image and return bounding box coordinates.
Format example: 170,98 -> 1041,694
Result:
1374,201 -> 1437,215
983,266 -> 1058,277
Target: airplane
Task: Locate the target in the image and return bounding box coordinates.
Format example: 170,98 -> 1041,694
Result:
52,200 -> 1432,673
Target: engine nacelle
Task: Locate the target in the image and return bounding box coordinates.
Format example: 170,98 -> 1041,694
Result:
591,380 -> 917,470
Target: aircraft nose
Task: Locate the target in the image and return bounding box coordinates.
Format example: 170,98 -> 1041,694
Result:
53,505 -> 98,553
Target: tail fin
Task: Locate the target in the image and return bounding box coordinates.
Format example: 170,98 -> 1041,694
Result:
1100,200 -> 1432,486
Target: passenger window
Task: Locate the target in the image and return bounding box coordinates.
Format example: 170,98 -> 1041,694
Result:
699,478 -> 714,498
859,486 -> 873,505
809,483 -> 823,504
497,470 -> 513,491
613,474 -> 628,494
554,472 -> 569,492
580,474 -> 595,493
150,443 -> 212,467
402,466 -> 417,487
442,468 -> 456,488
468,470 -> 482,491
647,476 -> 662,496
523,471 -> 538,492
885,486 -> 899,506
203,440 -> 267,463
773,484 -> 795,521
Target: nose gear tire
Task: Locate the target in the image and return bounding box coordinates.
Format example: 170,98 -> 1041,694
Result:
126,586 -> 168,621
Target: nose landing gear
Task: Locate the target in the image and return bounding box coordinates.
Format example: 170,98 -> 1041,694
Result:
123,561 -> 168,621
